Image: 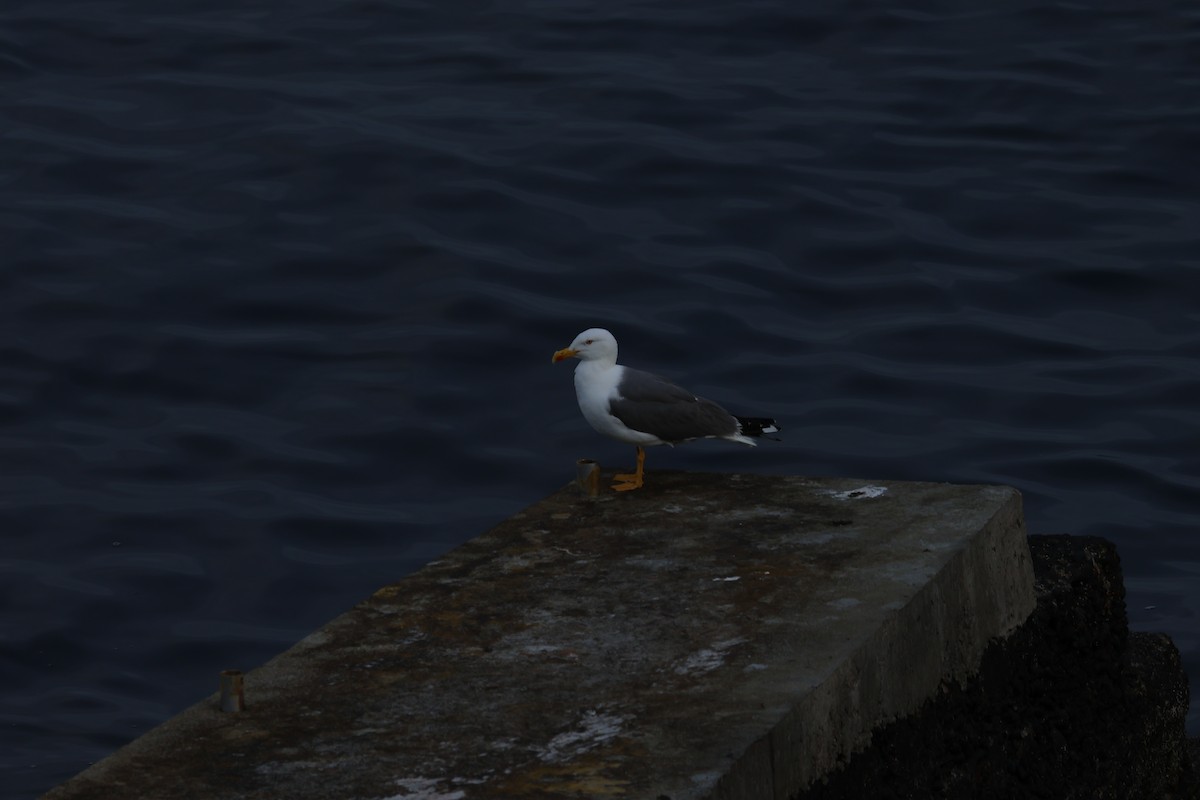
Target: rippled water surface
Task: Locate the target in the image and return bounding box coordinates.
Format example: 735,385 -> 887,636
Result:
3,1 -> 1199,796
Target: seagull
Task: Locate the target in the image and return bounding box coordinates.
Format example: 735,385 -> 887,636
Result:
552,328 -> 780,491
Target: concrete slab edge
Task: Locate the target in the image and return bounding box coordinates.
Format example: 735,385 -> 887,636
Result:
715,489 -> 1035,799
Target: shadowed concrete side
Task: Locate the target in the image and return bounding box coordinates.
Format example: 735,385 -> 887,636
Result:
42,473 -> 1035,800
800,535 -> 1196,799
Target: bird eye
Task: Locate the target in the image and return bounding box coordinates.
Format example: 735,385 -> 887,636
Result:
584,339 -> 594,345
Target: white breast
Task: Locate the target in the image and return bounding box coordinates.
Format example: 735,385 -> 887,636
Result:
574,362 -> 663,446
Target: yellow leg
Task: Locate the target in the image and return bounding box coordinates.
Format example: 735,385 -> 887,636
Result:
612,446 -> 646,492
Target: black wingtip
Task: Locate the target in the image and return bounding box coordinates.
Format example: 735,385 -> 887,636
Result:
735,416 -> 781,439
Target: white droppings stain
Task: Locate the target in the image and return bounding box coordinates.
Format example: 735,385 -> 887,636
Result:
520,644 -> 561,656
827,597 -> 861,610
788,532 -> 835,545
673,637 -> 747,675
744,663 -> 768,672
712,575 -> 741,582
256,759 -> 338,777
625,555 -> 677,571
381,777 -> 466,800
661,504 -> 684,513
295,630 -> 333,648
824,485 -> 888,500
676,649 -> 723,674
539,710 -> 627,763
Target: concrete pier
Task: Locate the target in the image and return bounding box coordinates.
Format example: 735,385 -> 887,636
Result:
43,472 -> 1035,800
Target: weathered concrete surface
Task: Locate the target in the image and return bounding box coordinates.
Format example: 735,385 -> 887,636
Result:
42,472 -> 1034,800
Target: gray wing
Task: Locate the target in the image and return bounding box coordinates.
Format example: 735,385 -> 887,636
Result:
609,367 -> 739,443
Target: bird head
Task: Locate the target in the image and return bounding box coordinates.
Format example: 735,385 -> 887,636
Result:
552,328 -> 617,364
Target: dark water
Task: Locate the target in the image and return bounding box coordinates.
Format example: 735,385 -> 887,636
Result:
3,1 -> 1199,796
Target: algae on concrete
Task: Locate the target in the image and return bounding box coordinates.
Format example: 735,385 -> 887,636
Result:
43,472 -> 1035,800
